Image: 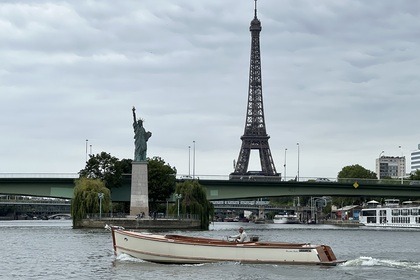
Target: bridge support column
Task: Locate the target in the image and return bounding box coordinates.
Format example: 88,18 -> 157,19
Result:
130,161 -> 149,217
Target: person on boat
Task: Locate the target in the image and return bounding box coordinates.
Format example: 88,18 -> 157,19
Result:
230,227 -> 250,243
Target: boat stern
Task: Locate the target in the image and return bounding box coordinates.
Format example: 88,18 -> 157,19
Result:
315,245 -> 341,265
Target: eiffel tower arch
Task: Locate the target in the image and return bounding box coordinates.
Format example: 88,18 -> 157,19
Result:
230,1 -> 280,179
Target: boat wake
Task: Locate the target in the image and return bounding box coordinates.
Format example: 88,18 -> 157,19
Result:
116,253 -> 146,263
342,256 -> 420,271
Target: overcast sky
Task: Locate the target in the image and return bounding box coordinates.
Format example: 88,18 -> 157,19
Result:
1,0 -> 419,179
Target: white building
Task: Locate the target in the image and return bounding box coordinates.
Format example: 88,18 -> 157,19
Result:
411,144 -> 420,173
376,156 -> 405,179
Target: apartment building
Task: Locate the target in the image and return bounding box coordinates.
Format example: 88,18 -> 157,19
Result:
376,156 -> 405,179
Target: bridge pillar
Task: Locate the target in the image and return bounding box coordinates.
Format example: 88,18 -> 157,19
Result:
130,161 -> 149,217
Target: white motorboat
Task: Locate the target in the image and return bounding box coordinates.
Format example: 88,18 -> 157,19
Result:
107,225 -> 343,265
359,199 -> 420,228
273,212 -> 300,224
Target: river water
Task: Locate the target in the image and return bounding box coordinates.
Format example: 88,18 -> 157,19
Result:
1,220 -> 419,280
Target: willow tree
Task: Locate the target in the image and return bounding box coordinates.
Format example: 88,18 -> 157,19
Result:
71,177 -> 111,227
174,180 -> 213,230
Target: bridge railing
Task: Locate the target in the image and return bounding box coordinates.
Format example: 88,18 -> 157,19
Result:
0,198 -> 71,205
84,213 -> 200,221
336,178 -> 415,185
0,173 -> 79,178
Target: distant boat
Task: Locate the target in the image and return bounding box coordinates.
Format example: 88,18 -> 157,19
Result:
107,225 -> 343,266
48,214 -> 71,220
273,212 -> 300,224
359,199 -> 420,228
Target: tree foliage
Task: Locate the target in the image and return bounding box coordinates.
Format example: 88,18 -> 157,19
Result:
409,169 -> 420,180
79,152 -> 132,189
174,180 -> 214,230
148,156 -> 177,211
79,152 -> 178,213
337,164 -> 377,179
335,164 -> 377,207
71,177 -> 111,227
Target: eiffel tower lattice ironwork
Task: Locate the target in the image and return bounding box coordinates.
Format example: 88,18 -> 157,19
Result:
231,0 -> 278,178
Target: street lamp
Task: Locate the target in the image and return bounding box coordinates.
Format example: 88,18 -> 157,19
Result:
188,145 -> 191,178
85,139 -> 88,162
98,192 -> 104,220
399,146 -> 404,185
193,141 -> 196,179
174,193 -> 182,219
297,143 -> 300,182
283,148 -> 287,181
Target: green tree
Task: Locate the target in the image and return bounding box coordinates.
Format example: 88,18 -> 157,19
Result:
174,180 -> 214,230
71,177 -> 111,227
148,156 -> 177,212
409,169 -> 420,180
338,164 -> 377,179
79,152 -> 131,189
79,152 -> 177,213
335,164 -> 376,208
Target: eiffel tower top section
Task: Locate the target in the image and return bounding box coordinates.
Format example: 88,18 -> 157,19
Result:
250,0 -> 262,33
231,0 -> 279,178
245,0 -> 266,138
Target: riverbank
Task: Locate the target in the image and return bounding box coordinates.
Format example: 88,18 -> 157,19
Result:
322,219 -> 361,227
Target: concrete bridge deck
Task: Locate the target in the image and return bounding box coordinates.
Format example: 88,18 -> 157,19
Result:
1,174 -> 420,201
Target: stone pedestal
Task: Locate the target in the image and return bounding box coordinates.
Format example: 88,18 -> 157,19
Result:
130,161 -> 149,217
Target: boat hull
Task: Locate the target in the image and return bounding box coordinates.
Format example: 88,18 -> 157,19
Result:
273,217 -> 300,224
110,227 -> 342,265
361,223 -> 420,229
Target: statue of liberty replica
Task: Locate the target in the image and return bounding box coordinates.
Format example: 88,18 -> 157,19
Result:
130,106 -> 152,217
132,106 -> 152,161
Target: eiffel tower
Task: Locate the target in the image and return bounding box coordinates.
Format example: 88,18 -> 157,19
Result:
231,0 -> 279,178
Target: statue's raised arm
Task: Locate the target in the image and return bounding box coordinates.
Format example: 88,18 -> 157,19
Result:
132,106 -> 137,123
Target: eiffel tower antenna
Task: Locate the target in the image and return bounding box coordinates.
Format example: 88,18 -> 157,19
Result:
254,0 -> 258,18
231,1 -> 279,178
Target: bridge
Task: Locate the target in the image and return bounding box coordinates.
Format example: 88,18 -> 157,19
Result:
0,197 -> 71,219
1,174 -> 420,201
200,179 -> 420,200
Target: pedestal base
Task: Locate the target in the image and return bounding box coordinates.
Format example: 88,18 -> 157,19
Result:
130,161 -> 149,217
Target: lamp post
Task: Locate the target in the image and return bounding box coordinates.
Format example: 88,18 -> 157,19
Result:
85,139 -> 88,162
297,142 -> 300,182
399,146 -> 404,185
175,193 -> 182,219
193,141 -> 196,179
188,145 -> 191,178
98,192 -> 104,220
378,151 -> 384,180
283,148 -> 287,181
